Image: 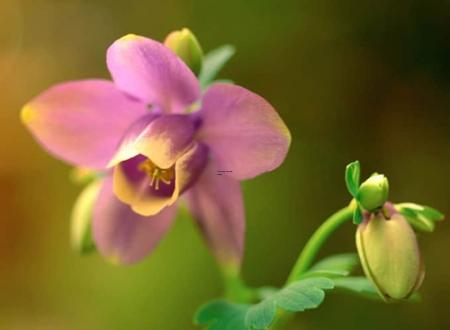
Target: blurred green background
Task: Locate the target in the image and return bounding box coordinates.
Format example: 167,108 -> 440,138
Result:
1,0 -> 449,329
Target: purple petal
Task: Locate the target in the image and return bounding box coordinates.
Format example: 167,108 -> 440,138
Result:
107,34 -> 200,113
184,159 -> 245,266
21,80 -> 149,169
93,176 -> 177,265
197,83 -> 291,180
107,113 -> 158,167
135,114 -> 197,169
173,142 -> 209,198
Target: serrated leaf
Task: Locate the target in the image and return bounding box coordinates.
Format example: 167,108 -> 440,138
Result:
199,45 -> 235,89
245,277 -> 334,330
345,161 -> 360,198
246,300 -> 276,329
353,205 -> 363,224
195,300 -> 249,330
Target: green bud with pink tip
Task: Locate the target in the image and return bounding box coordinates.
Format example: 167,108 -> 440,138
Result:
356,206 -> 424,301
164,28 -> 203,75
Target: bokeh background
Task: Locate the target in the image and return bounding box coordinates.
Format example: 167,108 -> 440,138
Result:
1,0 -> 449,329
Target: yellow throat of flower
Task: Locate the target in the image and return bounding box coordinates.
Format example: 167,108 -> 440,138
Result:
138,158 -> 174,190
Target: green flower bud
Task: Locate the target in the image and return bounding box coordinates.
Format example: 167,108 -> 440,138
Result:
164,28 -> 203,75
70,180 -> 101,254
357,174 -> 389,211
356,211 -> 424,301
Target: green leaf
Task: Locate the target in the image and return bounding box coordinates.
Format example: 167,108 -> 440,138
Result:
195,300 -> 249,330
421,205 -> 444,221
396,203 -> 444,232
245,277 -> 334,330
332,277 -> 381,300
353,205 -> 363,225
310,253 -> 359,275
300,254 -> 360,279
333,277 -> 421,302
210,79 -> 234,85
300,269 -> 351,279
199,45 -> 236,89
345,161 -> 360,198
405,209 -> 435,232
196,278 -> 334,329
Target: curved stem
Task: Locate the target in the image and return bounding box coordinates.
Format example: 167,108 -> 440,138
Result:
267,205 -> 353,330
286,205 -> 353,283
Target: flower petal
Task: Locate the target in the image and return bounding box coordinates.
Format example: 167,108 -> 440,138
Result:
184,159 -> 245,266
172,142 -> 209,199
107,34 -> 201,113
93,176 -> 177,265
21,80 -> 149,169
197,83 -> 291,180
107,113 -> 158,167
135,114 -> 197,169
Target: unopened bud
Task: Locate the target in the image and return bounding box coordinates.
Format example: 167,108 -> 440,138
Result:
358,174 -> 389,211
164,28 -> 203,75
356,210 -> 424,301
70,180 -> 101,254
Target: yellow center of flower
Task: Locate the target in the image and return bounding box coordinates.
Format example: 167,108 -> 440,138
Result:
138,159 -> 174,190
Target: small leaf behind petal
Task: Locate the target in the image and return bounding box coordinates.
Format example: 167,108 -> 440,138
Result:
199,45 -> 235,89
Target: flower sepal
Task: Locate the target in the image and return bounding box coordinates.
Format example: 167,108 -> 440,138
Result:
395,202 -> 444,233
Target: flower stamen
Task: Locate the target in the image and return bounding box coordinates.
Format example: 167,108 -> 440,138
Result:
138,159 -> 174,190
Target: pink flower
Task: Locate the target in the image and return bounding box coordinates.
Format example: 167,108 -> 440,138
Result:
21,34 -> 291,266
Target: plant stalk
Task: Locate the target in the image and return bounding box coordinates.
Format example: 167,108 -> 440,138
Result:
269,205 -> 354,329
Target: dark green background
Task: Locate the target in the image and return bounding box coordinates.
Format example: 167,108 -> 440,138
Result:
1,0 -> 449,329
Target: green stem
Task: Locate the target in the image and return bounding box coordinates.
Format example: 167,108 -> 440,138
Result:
221,264 -> 257,303
268,205 -> 353,330
286,205 -> 353,283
